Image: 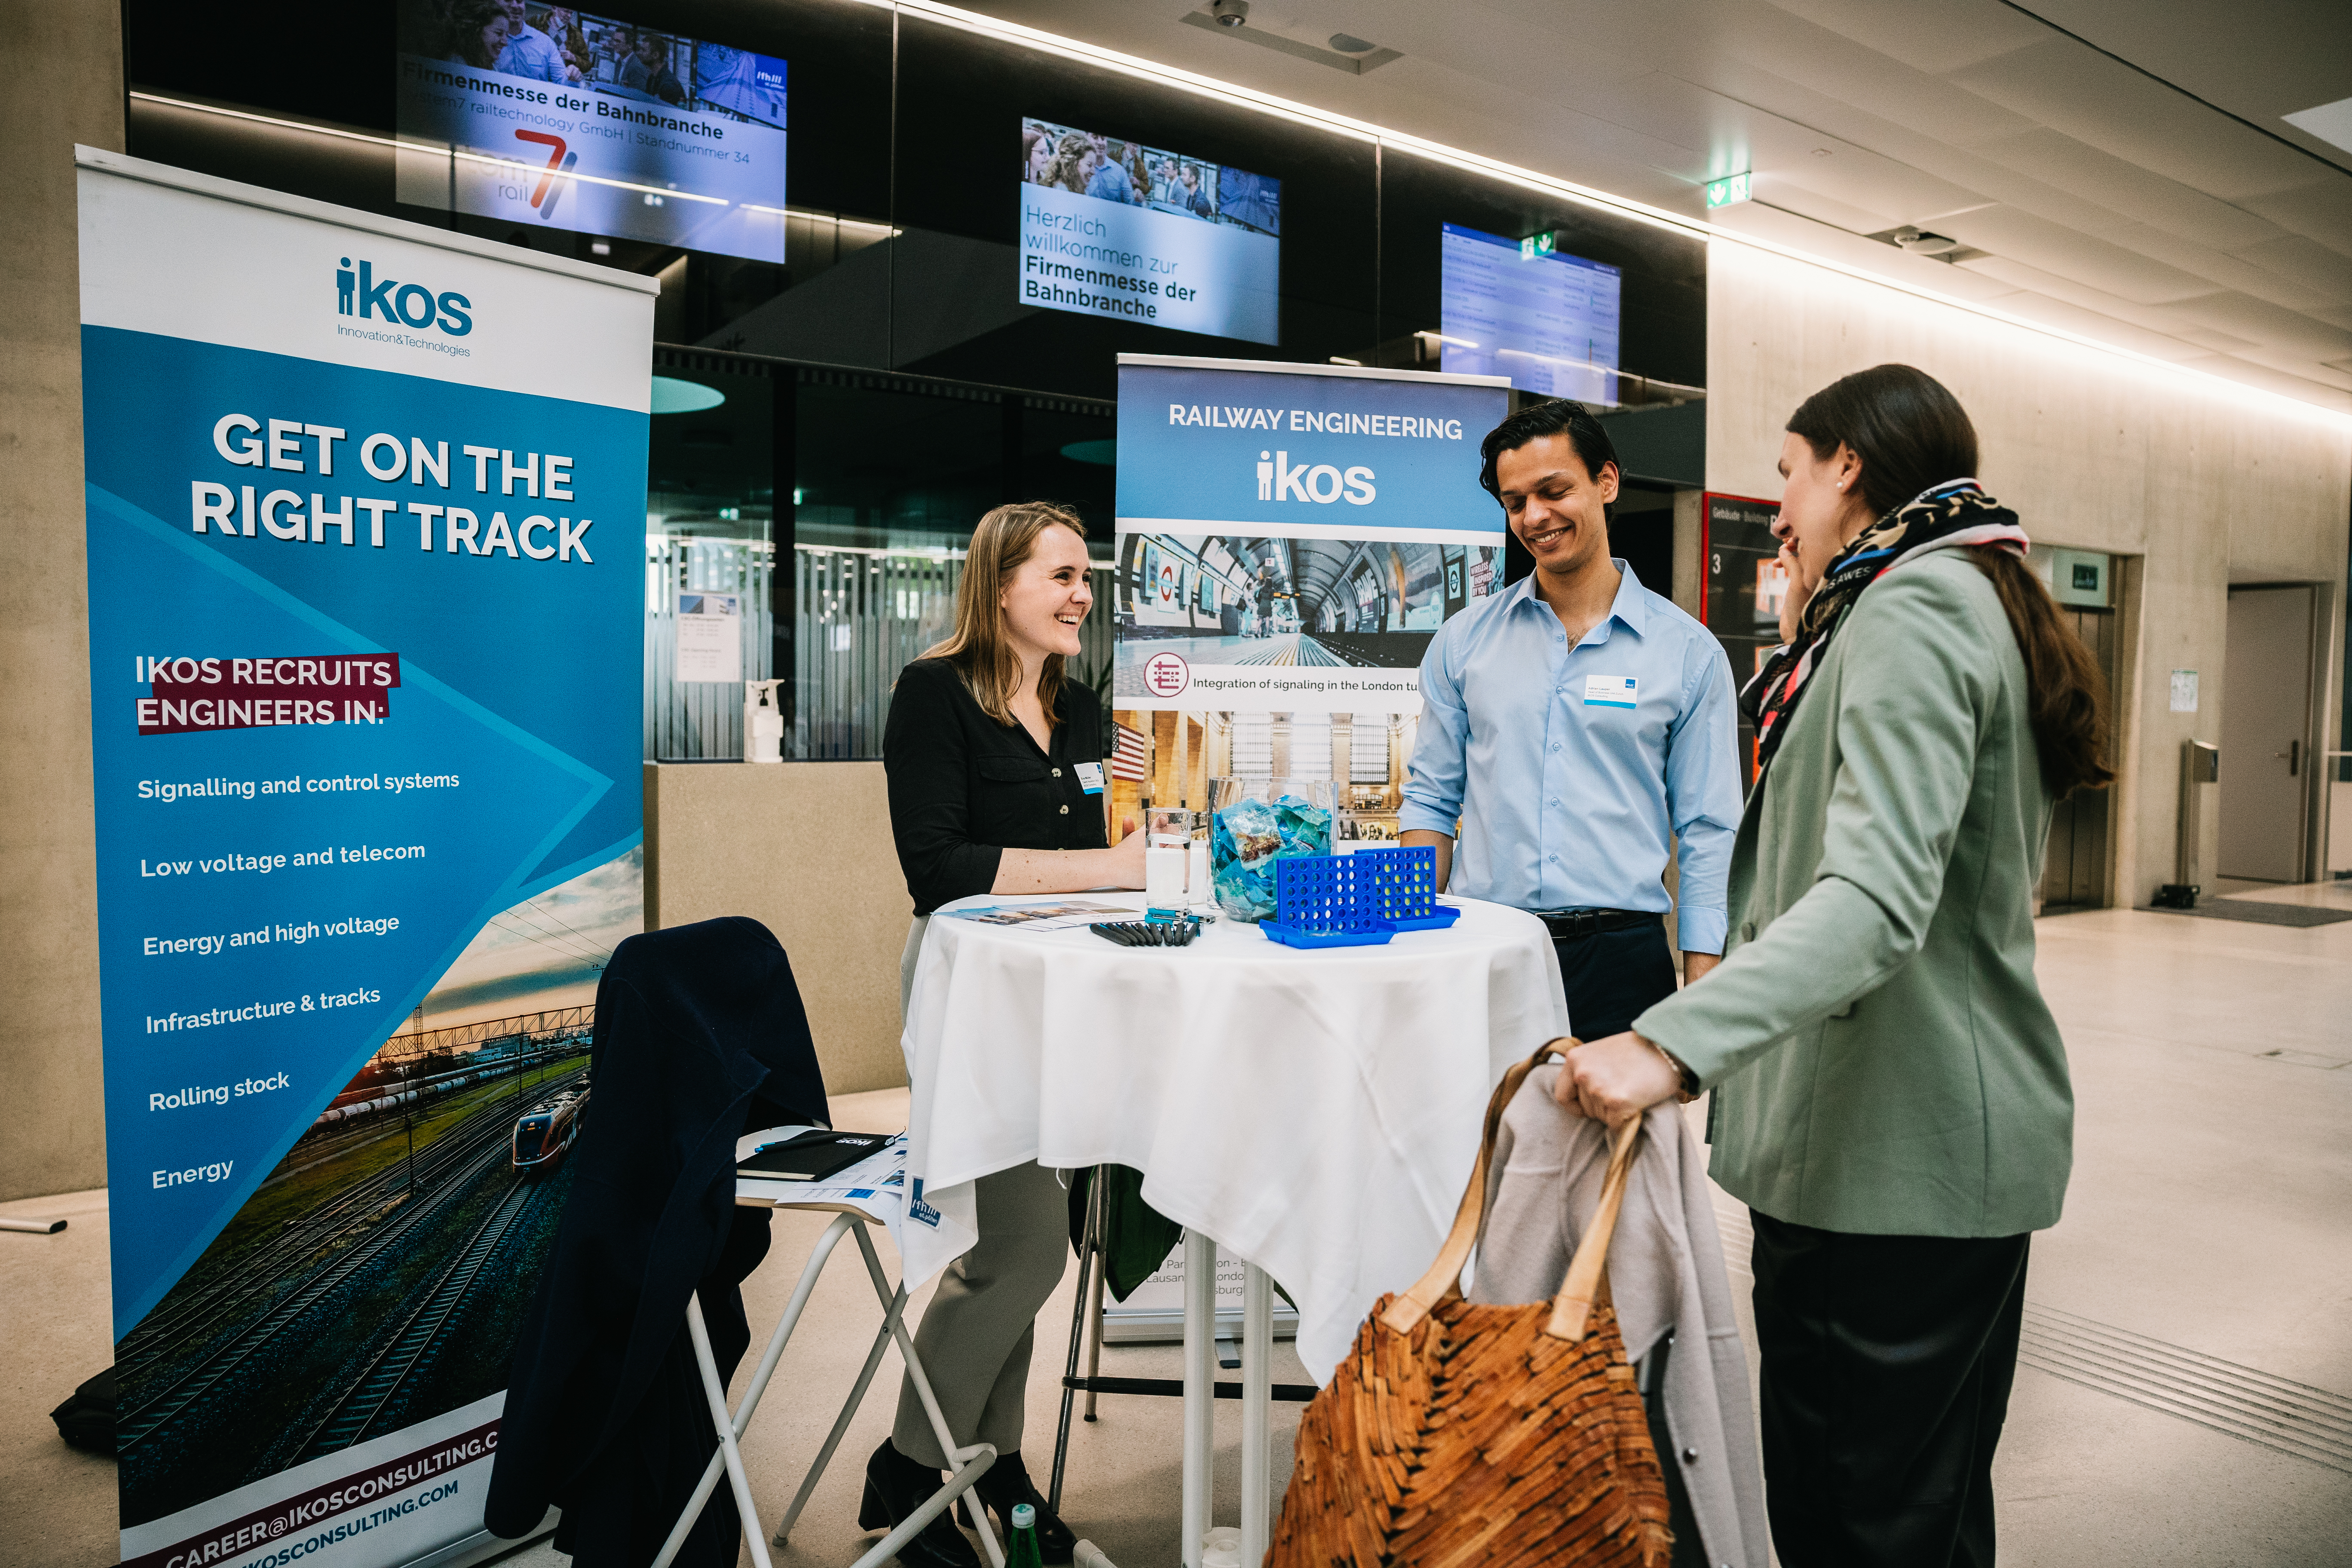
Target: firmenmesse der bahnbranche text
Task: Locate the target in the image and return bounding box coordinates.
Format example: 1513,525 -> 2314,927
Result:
191,412 -> 598,563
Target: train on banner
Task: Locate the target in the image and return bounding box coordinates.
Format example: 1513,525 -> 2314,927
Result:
1107,354 -> 1508,840
77,149 -> 652,1568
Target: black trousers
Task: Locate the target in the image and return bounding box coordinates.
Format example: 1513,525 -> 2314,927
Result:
1558,917 -> 1702,1564
1554,916 -> 1678,1041
1749,1212 -> 2030,1568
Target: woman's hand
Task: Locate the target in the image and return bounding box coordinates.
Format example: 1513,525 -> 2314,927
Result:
1776,541 -> 1810,645
1550,1032 -> 1684,1127
1106,816 -> 1146,888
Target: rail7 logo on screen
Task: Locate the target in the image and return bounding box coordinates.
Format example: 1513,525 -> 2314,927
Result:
392,6 -> 790,267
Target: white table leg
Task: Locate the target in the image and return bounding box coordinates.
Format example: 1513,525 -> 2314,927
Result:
1181,1230 -> 1216,1568
1241,1264 -> 1272,1567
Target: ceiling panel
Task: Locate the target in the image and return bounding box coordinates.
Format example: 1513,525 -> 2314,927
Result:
2232,179 -> 2352,257
1932,206 -> 2225,304
2111,225 -> 2337,313
2156,292 -> 2352,362
1946,39 -> 2330,200
1967,128 -> 2289,251
2015,0 -> 2352,168
2230,236 -> 2352,306
1753,0 -> 2050,76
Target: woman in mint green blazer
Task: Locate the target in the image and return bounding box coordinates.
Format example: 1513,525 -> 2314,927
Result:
1559,365 -> 2111,1567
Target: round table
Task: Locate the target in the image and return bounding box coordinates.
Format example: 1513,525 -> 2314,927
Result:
897,888 -> 1568,1568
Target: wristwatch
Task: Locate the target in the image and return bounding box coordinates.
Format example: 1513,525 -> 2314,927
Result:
1648,1038 -> 1699,1103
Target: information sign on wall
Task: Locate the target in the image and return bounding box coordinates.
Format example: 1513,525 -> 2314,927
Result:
78,148 -> 651,1568
1701,491 -> 1784,787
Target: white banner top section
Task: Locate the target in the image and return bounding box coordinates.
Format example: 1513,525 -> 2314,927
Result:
75,148 -> 657,413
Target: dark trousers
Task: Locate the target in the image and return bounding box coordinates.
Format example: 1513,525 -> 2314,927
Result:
1554,916 -> 1678,1041
1559,917 -> 1699,1563
1749,1212 -> 2030,1568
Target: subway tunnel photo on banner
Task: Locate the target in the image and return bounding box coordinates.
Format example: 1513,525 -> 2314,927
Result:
1111,529 -> 1502,710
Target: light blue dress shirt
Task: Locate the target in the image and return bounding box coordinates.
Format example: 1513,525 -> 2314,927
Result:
1400,561 -> 1742,954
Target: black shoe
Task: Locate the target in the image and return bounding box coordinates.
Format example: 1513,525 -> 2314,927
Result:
861,1440 -> 982,1568
958,1451 -> 1078,1565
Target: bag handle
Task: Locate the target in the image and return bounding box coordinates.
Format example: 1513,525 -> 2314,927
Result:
1379,1038 -> 1645,1346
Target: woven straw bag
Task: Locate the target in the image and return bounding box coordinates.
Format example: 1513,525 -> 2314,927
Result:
1268,1041 -> 1672,1568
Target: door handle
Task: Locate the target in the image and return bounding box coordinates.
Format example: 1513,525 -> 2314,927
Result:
2289,739 -> 2300,776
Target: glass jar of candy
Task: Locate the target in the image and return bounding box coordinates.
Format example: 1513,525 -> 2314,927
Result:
1206,777 -> 1336,922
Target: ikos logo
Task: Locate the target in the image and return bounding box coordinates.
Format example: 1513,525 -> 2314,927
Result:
333,257 -> 473,337
1255,450 -> 1376,506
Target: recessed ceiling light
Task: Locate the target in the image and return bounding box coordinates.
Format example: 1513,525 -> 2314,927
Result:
2283,96 -> 2352,155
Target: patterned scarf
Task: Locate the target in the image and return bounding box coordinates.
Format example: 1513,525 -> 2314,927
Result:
1742,480 -> 2030,774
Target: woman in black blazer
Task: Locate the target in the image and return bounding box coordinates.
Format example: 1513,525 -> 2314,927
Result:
865,502 -> 1142,1567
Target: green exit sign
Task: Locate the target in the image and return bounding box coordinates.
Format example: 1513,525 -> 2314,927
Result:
1705,172 -> 1752,209
1519,230 -> 1556,260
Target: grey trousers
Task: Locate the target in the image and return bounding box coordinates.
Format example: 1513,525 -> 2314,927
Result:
892,916 -> 1072,1467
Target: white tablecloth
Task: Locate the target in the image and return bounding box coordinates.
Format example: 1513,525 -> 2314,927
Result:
898,892 -> 1568,1382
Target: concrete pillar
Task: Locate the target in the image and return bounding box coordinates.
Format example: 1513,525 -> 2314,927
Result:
0,0 -> 123,1199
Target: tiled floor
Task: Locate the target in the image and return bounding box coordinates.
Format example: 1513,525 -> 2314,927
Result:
6,900 -> 2348,1567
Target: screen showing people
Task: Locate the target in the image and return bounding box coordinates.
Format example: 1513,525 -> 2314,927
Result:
1438,224 -> 1622,403
395,2 -> 787,263
1019,117 -> 1282,346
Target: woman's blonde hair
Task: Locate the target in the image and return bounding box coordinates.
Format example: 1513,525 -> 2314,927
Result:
922,502 -> 1089,729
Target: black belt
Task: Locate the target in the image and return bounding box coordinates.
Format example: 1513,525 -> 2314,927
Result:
1533,908 -> 1661,941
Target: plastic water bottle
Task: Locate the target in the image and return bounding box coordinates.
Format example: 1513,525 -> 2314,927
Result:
1007,1503 -> 1046,1568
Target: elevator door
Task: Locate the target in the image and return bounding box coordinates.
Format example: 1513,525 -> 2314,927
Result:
2219,585 -> 2317,883
2039,604 -> 2119,910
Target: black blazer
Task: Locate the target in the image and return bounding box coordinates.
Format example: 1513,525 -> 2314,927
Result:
485,918 -> 829,1568
883,658 -> 1108,915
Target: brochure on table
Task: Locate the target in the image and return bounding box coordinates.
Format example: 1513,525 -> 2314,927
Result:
78,148 -> 650,1568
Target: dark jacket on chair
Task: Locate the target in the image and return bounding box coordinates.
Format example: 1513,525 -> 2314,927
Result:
486,917 -> 830,1567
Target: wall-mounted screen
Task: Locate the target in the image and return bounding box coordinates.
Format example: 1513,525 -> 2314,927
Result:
1018,118 -> 1280,346
395,3 -> 787,263
1437,224 -> 1621,402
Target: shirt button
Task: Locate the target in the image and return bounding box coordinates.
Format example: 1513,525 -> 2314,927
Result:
1053,768 -> 1063,777
1681,1447 -> 1700,1464
1058,804 -> 1069,815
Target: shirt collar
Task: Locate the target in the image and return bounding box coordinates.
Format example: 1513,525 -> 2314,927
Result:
1504,558 -> 1649,639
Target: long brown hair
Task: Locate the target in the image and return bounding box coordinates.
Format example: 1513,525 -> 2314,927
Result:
922,502 -> 1089,729
1788,364 -> 2113,798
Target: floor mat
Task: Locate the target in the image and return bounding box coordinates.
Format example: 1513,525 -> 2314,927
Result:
2139,899 -> 2352,927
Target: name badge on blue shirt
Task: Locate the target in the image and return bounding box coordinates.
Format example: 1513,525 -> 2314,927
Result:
1075,761 -> 1106,794
1583,674 -> 1638,709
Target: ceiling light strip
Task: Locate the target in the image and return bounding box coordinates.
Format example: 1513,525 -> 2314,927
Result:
876,0 -> 2350,423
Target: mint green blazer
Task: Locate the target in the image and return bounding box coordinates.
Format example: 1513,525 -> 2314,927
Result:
1635,551 -> 2073,1237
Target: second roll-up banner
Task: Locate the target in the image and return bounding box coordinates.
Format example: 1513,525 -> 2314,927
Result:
78,148 -> 651,1568
1107,352 -> 1508,845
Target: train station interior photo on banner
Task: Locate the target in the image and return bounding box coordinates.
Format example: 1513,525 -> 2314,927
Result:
4,4 -> 2351,1568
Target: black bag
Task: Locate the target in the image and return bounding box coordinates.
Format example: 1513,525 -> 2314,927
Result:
52,1366 -> 116,1455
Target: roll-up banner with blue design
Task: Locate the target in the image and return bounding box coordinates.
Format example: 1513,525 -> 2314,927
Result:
1112,355 -> 1510,715
76,148 -> 652,1568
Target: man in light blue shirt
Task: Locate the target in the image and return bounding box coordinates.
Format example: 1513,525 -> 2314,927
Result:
1402,400 -> 1741,1045
493,0 -> 572,82
1085,145 -> 1142,205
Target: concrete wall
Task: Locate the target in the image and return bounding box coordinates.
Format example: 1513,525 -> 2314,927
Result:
644,762 -> 911,1094
1707,242 -> 2352,908
0,1 -> 123,1201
